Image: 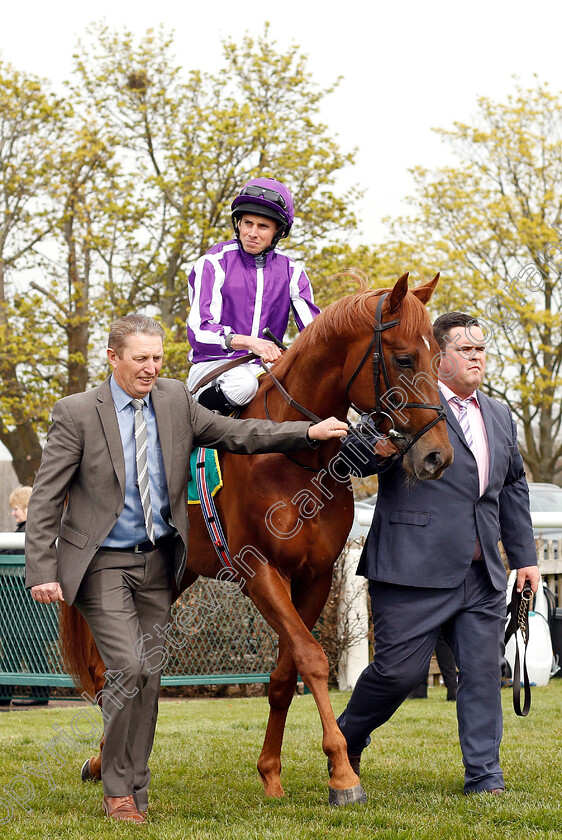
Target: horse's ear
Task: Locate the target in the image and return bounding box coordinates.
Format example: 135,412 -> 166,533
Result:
388,272 -> 410,311
411,272 -> 440,304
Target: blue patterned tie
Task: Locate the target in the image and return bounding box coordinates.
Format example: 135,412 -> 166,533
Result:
132,399 -> 155,544
452,396 -> 474,449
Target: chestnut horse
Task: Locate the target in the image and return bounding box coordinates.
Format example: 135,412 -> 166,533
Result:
60,272 -> 453,805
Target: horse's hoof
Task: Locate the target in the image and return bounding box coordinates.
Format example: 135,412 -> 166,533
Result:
81,758 -> 100,782
328,783 -> 367,807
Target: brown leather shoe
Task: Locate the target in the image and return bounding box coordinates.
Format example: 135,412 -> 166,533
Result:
102,795 -> 147,823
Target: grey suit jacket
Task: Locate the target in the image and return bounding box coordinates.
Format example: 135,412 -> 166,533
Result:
25,377 -> 313,605
346,391 -> 537,591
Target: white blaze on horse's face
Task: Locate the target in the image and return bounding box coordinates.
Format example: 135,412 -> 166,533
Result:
422,336 -> 431,351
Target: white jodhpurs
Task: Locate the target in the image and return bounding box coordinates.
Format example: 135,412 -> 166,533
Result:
188,360 -> 261,406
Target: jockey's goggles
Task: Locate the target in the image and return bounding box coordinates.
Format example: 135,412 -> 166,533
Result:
239,185 -> 287,209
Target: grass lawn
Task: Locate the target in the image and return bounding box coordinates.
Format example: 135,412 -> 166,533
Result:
1,682 -> 562,839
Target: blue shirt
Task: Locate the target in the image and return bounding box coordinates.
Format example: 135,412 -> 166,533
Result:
102,377 -> 174,547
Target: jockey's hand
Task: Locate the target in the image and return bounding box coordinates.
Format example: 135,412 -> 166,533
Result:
308,417 -> 348,441
231,334 -> 283,363
374,436 -> 400,458
31,582 -> 65,603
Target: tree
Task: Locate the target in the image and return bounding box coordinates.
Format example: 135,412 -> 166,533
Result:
385,79 -> 562,482
69,22 -> 360,327
0,61 -> 68,483
0,26 -> 362,477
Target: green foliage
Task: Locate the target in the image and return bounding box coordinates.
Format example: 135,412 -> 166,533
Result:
0,25 -> 358,475
385,80 -> 562,481
68,22 -> 359,325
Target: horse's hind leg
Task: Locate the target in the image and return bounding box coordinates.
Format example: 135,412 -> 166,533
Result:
250,566 -> 364,804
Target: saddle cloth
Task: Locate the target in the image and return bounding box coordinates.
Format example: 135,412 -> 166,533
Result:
187,447 -> 223,504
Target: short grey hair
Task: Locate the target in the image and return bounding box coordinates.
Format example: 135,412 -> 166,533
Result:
108,313 -> 165,357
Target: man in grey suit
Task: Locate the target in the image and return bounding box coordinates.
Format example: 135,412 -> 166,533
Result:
25,313 -> 347,824
336,311 -> 539,794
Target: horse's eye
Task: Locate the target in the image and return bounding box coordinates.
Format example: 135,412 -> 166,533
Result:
394,356 -> 413,368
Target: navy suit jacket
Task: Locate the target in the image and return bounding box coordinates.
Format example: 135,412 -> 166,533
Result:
347,391 -> 537,592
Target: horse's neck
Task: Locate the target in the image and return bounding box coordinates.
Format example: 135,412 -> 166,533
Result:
262,358 -> 349,424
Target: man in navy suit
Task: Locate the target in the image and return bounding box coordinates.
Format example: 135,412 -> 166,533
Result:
337,311 -> 540,794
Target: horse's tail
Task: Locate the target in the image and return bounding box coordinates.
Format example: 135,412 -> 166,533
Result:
59,602 -> 102,698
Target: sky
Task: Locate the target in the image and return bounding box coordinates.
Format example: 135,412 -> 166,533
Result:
3,0 -> 562,244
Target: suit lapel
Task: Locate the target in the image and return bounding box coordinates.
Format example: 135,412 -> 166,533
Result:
441,392 -> 472,454
151,383 -> 173,485
96,378 -> 126,494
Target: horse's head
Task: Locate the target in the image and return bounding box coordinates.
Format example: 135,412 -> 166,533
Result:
343,272 -> 454,480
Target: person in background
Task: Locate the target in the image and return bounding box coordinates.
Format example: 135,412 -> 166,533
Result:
0,486 -> 51,708
407,630 -> 458,701
187,176 -> 319,414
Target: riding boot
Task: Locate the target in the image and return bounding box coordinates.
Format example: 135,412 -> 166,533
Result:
198,384 -> 237,415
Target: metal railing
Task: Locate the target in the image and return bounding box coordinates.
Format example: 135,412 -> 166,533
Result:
2,508 -> 562,693
0,547 -> 278,691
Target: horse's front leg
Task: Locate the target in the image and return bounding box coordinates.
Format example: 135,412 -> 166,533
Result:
257,636 -> 298,798
245,563 -> 366,805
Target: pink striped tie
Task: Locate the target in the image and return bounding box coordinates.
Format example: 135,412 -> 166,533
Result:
452,396 -> 474,449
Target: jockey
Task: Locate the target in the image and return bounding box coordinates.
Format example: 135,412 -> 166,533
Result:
187,176 -> 320,414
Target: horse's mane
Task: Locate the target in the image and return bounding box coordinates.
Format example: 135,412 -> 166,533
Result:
261,279 -> 431,392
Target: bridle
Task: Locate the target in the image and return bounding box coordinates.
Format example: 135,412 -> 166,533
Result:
344,292 -> 446,458
227,293 -> 445,465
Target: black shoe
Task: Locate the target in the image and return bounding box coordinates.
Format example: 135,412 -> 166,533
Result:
11,698 -> 49,707
198,384 -> 237,415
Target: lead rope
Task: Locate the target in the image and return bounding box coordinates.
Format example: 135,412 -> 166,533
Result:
504,580 -> 533,716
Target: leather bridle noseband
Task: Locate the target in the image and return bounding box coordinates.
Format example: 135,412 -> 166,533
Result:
344,292 -> 446,458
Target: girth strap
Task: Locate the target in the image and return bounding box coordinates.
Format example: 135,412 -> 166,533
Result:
195,447 -> 233,569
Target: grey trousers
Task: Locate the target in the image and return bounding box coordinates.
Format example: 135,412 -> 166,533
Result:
74,546 -> 173,810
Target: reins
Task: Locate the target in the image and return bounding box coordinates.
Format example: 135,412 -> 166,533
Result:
189,334 -> 321,424
189,352 -> 258,395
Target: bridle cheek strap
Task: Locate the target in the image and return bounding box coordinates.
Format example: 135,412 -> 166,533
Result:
344,292 -> 446,456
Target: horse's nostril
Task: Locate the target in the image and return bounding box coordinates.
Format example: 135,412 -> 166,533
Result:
424,451 -> 444,473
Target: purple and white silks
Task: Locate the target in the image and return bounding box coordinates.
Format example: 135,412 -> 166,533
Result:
187,239 -> 319,365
